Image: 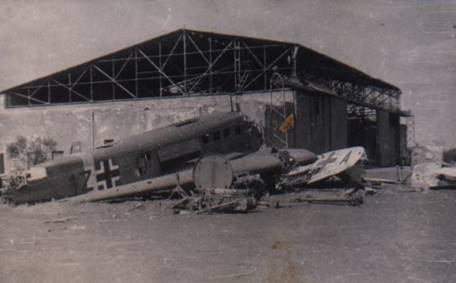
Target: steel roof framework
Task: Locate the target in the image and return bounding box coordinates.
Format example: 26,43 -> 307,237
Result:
3,29 -> 402,114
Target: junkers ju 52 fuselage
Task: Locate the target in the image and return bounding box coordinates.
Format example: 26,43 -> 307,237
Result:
6,112 -> 263,204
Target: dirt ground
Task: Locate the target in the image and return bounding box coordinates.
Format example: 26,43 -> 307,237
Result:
1,185 -> 456,283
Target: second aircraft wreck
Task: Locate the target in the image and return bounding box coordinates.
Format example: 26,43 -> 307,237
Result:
0,111 -> 367,213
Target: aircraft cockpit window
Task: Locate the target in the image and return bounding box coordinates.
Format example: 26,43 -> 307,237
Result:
223,128 -> 230,138
235,126 -> 242,135
212,131 -> 221,141
202,134 -> 210,144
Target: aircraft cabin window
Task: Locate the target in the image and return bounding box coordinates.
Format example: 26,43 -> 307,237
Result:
235,126 -> 242,135
212,131 -> 221,141
202,134 -> 210,144
223,128 -> 230,138
0,153 -> 4,174
145,151 -> 153,161
137,155 -> 148,176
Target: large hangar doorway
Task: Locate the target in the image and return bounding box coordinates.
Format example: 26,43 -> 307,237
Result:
347,105 -> 379,165
264,89 -> 348,155
264,88 -> 404,166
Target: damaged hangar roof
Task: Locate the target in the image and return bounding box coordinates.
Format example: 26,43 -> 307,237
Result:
1,29 -> 403,114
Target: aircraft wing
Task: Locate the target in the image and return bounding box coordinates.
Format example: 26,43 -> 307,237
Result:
283,147 -> 367,185
65,150 -> 287,203
65,169 -> 194,203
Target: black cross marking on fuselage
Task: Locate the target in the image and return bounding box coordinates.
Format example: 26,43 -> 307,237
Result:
95,159 -> 120,190
316,152 -> 338,168
339,151 -> 352,165
308,152 -> 338,176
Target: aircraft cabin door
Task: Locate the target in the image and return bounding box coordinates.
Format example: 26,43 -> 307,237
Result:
136,150 -> 160,180
72,171 -> 90,195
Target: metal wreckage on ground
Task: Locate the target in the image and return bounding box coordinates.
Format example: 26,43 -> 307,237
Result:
410,163 -> 456,190
0,112 -> 369,214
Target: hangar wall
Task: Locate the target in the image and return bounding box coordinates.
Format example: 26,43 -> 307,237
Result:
0,89 -> 402,173
294,91 -> 347,154
377,110 -> 400,166
0,92 -> 293,173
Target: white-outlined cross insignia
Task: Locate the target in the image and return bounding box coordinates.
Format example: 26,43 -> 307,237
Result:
95,158 -> 121,190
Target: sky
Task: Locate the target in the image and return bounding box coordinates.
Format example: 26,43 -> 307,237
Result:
0,0 -> 455,147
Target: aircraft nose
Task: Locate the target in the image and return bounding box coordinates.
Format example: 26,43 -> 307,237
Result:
287,149 -> 317,166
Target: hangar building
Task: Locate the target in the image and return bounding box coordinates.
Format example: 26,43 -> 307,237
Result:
0,29 -> 408,174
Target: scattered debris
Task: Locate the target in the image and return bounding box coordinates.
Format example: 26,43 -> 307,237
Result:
435,167 -> 456,182
68,225 -> 86,231
208,270 -> 255,280
128,203 -> 146,211
173,191 -> 257,214
363,177 -> 401,185
411,162 -> 456,190
172,157 -> 264,214
43,216 -> 77,224
280,147 -> 367,188
364,187 -> 378,195
363,166 -> 412,186
269,188 -> 364,207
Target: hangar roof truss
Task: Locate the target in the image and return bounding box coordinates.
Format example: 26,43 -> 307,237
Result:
1,29 -> 402,114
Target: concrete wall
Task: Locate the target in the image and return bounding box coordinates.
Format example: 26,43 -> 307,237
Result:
295,91 -> 347,154
0,92 -> 293,173
0,90 -> 402,171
